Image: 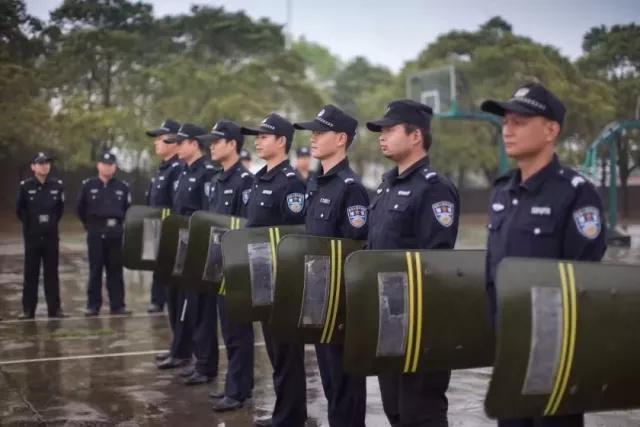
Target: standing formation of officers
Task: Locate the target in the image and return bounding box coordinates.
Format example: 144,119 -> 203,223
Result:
14,82 -> 605,427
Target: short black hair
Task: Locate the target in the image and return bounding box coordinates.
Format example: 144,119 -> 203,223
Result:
403,123 -> 431,151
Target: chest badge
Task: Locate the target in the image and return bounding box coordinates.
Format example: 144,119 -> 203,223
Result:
347,205 -> 367,228
286,193 -> 305,213
432,201 -> 455,227
573,206 -> 601,240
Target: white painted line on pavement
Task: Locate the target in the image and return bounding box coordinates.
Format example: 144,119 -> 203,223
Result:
0,343 -> 268,366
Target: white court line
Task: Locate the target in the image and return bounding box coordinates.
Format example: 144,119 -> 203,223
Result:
0,342 -> 268,366
0,312 -> 166,324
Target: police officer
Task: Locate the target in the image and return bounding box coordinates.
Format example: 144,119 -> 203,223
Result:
146,119 -> 182,315
145,119 -> 183,365
240,148 -> 252,171
16,152 -> 65,319
77,152 -> 131,316
366,100 -> 460,427
295,146 -> 313,183
294,105 -> 369,427
481,84 -> 606,427
242,113 -> 307,427
195,120 -> 255,411
157,123 -> 219,378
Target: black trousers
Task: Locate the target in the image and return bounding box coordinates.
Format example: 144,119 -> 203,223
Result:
261,321 -> 307,427
191,292 -> 219,377
86,231 -> 125,311
315,343 -> 366,427
22,234 -> 61,315
378,370 -> 451,427
498,414 -> 584,427
150,273 -> 166,308
219,294 -> 254,401
170,289 -> 194,359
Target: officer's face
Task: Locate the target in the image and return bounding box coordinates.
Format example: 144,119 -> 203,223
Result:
502,113 -> 559,159
209,138 -> 235,162
97,162 -> 116,177
255,133 -> 284,160
154,135 -> 176,157
177,139 -> 197,160
378,124 -> 417,161
310,130 -> 345,160
31,162 -> 51,176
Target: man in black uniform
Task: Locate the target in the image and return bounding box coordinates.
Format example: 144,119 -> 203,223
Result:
157,123 -> 219,376
294,105 -> 369,427
295,146 -> 313,183
366,100 -> 460,427
481,83 -> 606,427
145,119 -> 182,365
195,120 -> 255,411
242,113 -> 307,427
16,152 -> 65,319
77,152 -> 131,316
145,119 -> 182,315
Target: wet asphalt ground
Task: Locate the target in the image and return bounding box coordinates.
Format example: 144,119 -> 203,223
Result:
1,220 -> 639,426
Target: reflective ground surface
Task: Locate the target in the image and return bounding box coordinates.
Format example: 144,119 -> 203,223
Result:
1,220 -> 639,426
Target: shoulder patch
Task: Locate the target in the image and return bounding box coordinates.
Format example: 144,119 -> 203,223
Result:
286,192 -> 305,213
432,201 -> 455,227
82,178 -> 89,184
241,172 -> 250,178
242,189 -> 251,205
171,162 -> 180,168
573,206 -> 601,240
122,180 -> 130,187
347,205 -> 367,228
205,164 -> 215,170
286,172 -> 296,178
344,177 -> 355,184
58,179 -> 63,185
20,180 -> 25,186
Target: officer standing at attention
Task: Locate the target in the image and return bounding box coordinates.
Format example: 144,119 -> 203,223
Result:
145,119 -> 182,315
294,105 -> 369,427
196,120 -> 255,412
242,113 -> 307,427
157,123 -> 219,378
481,83 -> 606,427
240,148 -> 253,171
366,100 -> 460,427
16,152 -> 65,319
295,146 -> 313,183
145,119 -> 183,366
77,152 -> 131,316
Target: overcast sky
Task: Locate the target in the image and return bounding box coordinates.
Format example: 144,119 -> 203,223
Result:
26,0 -> 640,72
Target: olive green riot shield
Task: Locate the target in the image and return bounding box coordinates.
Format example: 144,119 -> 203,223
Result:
221,225 -> 305,322
122,205 -> 171,270
270,235 -> 366,344
343,249 -> 492,376
485,258 -> 640,419
182,212 -> 246,293
154,214 -> 212,293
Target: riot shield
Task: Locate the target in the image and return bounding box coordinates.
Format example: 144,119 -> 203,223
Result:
270,235 -> 366,344
221,225 -> 305,322
182,211 -> 245,294
122,205 -> 170,270
485,258 -> 640,419
343,249 -> 492,376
